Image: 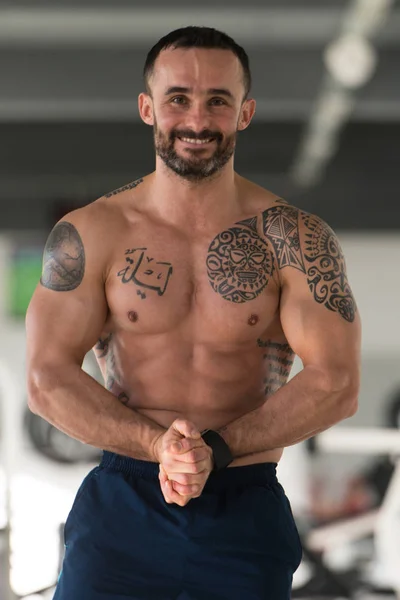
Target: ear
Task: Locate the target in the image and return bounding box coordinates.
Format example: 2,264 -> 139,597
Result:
237,98 -> 256,131
138,93 -> 154,126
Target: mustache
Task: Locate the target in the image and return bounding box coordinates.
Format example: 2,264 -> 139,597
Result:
170,129 -> 223,143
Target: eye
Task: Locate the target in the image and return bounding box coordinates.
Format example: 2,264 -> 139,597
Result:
170,96 -> 187,105
209,97 -> 226,106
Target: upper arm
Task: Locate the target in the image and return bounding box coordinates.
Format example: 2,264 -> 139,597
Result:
263,204 -> 361,386
26,209 -> 109,378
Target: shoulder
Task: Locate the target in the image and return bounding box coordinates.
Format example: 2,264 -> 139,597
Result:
260,199 -> 342,271
42,193 -> 122,281
240,182 -> 356,323
245,184 -> 346,277
261,201 -> 356,322
50,200 -> 113,245
52,176 -> 147,238
241,180 -> 340,262
41,202 -> 111,289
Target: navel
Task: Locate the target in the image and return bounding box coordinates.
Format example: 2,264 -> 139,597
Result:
248,314 -> 259,326
128,310 -> 139,323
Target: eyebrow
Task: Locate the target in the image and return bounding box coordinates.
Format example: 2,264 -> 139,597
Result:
164,86 -> 234,99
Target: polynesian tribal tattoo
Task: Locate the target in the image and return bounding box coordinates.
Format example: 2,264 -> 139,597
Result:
105,178 -> 144,199
95,334 -> 130,405
257,339 -> 295,398
40,222 -> 85,291
117,248 -> 173,299
206,216 -> 275,303
262,205 -> 357,322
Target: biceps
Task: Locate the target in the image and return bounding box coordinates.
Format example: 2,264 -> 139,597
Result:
27,216 -> 109,369
26,284 -> 108,369
279,274 -> 361,371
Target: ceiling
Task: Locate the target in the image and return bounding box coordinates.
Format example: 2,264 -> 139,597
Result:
0,0 -> 399,231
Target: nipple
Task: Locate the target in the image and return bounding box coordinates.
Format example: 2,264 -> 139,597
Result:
128,311 -> 139,323
248,314 -> 259,326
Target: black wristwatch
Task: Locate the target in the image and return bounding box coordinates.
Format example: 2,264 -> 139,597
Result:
201,429 -> 233,471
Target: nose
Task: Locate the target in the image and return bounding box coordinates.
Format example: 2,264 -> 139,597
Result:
183,100 -> 212,133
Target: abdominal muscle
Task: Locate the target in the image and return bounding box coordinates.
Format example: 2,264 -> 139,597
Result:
96,335 -> 287,467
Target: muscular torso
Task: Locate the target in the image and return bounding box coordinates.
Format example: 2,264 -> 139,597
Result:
92,176 -> 295,465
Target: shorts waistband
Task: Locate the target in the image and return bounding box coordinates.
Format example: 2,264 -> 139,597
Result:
100,451 -> 278,490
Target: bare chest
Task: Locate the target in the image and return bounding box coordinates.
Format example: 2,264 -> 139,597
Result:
104,219 -> 280,343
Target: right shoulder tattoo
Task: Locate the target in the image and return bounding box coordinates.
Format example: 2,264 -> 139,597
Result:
40,221 -> 85,291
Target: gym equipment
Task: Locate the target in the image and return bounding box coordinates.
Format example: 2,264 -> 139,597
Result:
293,427 -> 400,599
24,408 -> 101,464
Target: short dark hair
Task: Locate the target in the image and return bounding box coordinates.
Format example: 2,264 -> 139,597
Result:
143,26 -> 251,99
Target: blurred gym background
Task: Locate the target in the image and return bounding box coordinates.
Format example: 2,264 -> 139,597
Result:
0,0 -> 399,598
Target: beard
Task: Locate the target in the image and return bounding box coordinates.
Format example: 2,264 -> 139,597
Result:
154,120 -> 237,182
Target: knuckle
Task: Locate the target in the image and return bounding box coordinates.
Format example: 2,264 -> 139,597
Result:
187,450 -> 198,462
191,461 -> 203,474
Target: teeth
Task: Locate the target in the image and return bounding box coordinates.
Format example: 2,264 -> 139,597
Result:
180,137 -> 212,145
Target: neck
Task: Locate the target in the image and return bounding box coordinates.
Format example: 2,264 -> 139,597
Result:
147,157 -> 241,231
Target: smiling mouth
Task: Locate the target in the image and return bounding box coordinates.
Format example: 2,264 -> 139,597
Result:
177,137 -> 215,145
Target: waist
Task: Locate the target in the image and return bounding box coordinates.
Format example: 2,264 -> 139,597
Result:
100,451 -> 278,491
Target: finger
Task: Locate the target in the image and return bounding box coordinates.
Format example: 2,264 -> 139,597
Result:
170,437 -> 205,454
164,457 -> 210,475
161,462 -> 207,488
168,447 -> 210,463
159,465 -> 195,503
159,476 -> 173,503
159,464 -> 169,484
160,477 -> 191,507
171,419 -> 201,440
171,481 -> 202,497
158,467 -> 174,503
165,471 -> 206,486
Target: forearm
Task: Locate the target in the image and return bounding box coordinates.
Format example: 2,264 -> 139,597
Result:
219,365 -> 358,458
28,364 -> 165,461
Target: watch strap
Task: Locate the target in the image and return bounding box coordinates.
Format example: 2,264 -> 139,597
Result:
201,429 -> 233,471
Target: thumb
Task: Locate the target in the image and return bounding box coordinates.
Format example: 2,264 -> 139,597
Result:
171,419 -> 201,439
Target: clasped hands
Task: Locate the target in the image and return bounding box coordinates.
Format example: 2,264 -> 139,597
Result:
153,419 -> 214,507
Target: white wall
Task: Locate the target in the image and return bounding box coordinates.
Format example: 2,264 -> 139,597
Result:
339,233 -> 400,357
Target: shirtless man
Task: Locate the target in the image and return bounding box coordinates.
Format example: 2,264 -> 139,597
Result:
26,26 -> 361,600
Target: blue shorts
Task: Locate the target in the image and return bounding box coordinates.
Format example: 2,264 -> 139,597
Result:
53,452 -> 302,599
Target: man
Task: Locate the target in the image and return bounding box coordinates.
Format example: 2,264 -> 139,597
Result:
26,26 -> 361,600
